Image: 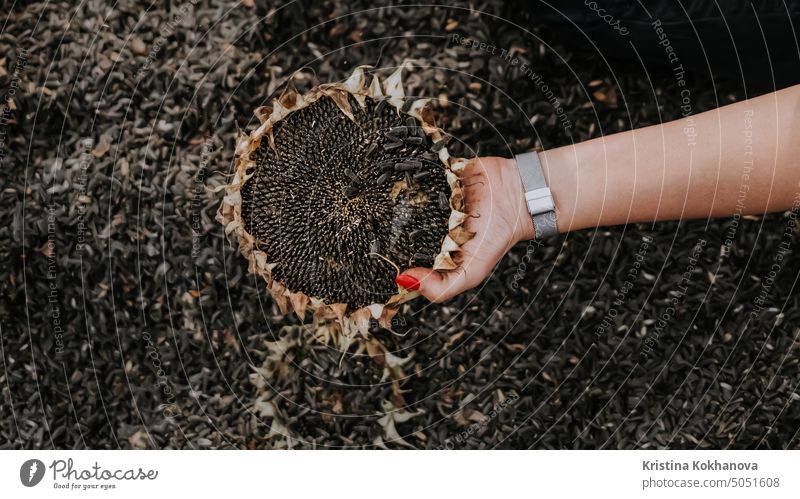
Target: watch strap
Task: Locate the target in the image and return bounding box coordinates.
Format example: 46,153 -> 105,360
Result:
515,151 -> 558,239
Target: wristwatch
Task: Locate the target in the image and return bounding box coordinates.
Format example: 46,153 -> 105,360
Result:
515,151 -> 558,239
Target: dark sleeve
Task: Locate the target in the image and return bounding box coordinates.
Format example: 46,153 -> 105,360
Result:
526,0 -> 800,92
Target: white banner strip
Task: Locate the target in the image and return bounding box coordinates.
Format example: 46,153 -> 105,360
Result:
1,450 -> 798,498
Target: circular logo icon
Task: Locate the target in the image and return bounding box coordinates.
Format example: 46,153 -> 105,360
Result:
20,459 -> 45,487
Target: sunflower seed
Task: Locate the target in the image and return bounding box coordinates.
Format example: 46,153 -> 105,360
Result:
388,126 -> 407,137
439,191 -> 450,209
377,172 -> 391,185
413,252 -> 433,263
413,171 -> 431,180
422,151 -> 438,162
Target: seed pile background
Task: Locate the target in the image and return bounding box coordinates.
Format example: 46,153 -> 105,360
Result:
1,1 -> 798,449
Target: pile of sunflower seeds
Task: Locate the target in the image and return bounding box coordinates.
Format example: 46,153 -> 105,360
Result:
0,0 -> 797,449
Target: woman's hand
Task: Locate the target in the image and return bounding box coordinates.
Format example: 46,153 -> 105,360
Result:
397,156 -> 535,302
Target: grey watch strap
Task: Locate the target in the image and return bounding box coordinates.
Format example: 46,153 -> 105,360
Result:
515,151 -> 558,239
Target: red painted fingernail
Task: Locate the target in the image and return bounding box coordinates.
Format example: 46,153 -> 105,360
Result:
395,274 -> 421,291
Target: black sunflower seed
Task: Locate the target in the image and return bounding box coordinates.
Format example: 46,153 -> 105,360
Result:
388,126 -> 407,137
413,252 -> 433,263
439,191 -> 450,209
377,172 -> 391,185
413,171 -> 431,180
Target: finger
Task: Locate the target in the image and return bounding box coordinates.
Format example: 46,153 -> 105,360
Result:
463,156 -> 489,176
460,162 -> 487,191
400,266 -> 477,303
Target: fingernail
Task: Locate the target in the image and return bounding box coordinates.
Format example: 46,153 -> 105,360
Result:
395,274 -> 421,291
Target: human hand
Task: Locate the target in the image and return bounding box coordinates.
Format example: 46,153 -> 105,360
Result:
396,156 -> 535,302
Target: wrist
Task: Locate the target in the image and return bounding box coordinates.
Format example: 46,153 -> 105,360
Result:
539,146 -> 577,233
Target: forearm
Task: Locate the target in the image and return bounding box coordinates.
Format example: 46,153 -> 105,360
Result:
539,85 -> 800,233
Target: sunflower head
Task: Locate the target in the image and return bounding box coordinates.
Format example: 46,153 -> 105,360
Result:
217,65 -> 472,344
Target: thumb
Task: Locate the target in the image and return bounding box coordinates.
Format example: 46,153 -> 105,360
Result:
398,267 -> 470,303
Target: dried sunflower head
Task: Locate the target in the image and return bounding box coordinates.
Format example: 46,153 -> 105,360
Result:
217,65 -> 472,341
